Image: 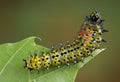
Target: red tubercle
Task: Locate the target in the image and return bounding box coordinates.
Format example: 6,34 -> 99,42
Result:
79,26 -> 87,35
79,31 -> 84,35
84,36 -> 90,41
86,30 -> 92,35
81,26 -> 86,30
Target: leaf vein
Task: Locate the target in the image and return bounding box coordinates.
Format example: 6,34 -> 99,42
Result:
0,38 -> 31,76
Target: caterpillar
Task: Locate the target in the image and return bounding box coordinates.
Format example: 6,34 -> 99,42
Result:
23,10 -> 108,73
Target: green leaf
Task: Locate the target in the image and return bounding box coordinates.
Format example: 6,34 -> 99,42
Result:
0,37 -> 105,82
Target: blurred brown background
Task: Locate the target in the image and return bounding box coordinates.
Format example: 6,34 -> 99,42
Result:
0,0 -> 119,82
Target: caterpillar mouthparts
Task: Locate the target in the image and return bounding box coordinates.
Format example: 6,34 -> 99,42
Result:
23,10 -> 108,73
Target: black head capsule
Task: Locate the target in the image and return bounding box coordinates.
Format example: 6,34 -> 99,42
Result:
90,10 -> 101,24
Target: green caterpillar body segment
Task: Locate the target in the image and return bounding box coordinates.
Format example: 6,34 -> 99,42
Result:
23,10 -> 108,73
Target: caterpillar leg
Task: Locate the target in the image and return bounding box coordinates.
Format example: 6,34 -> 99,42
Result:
37,68 -> 40,74
34,50 -> 38,56
66,62 -> 70,67
57,65 -> 61,69
102,39 -> 107,43
29,52 -> 33,57
102,29 -> 108,33
28,68 -> 34,72
74,60 -> 77,67
46,67 -> 49,71
81,59 -> 84,64
45,67 -> 49,73
23,59 -> 27,68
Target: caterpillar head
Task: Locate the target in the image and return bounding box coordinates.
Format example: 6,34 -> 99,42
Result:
90,10 -> 101,22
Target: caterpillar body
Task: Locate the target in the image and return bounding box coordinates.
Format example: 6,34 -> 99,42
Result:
23,10 -> 108,73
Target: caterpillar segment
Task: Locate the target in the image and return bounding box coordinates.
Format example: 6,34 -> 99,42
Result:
50,49 -> 61,69
59,43 -> 70,66
23,10 -> 108,73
